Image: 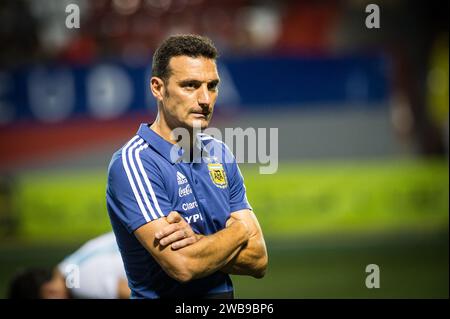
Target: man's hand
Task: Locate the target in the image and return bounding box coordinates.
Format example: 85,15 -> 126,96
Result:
226,211 -> 255,237
221,210 -> 268,278
134,210 -> 250,282
155,211 -> 200,250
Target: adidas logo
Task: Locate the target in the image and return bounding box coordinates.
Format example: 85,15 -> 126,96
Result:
177,171 -> 188,185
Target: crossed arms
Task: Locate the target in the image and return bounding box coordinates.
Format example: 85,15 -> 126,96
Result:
134,209 -> 268,283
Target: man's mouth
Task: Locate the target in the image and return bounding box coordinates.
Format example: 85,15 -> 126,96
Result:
191,112 -> 209,119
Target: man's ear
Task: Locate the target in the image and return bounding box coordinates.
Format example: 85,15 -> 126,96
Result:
150,77 -> 165,101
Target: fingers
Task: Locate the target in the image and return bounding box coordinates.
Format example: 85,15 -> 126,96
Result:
159,229 -> 191,247
225,216 -> 235,228
229,210 -> 249,220
225,214 -> 239,228
155,211 -> 184,239
171,236 -> 198,250
156,211 -> 199,249
166,211 -> 182,224
227,210 -> 258,237
155,223 -> 179,240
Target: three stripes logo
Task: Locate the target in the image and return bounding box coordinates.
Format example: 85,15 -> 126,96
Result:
177,171 -> 188,185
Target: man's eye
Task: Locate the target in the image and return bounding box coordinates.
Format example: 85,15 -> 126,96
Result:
183,83 -> 198,89
208,84 -> 218,91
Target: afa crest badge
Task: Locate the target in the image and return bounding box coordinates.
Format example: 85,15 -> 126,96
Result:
208,163 -> 228,188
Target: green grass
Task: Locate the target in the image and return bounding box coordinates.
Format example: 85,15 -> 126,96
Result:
232,231 -> 448,298
7,159 -> 448,242
244,159 -> 448,236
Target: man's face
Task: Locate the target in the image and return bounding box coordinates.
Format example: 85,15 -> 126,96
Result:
159,56 -> 220,130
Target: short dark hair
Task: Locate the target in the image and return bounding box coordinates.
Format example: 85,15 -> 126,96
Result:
152,34 -> 218,83
8,267 -> 53,299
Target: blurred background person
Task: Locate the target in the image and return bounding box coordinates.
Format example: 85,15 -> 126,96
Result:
8,232 -> 130,299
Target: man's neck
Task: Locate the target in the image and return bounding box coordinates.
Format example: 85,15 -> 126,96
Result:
149,115 -> 197,151
149,120 -> 176,144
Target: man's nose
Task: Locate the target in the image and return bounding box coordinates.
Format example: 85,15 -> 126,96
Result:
197,84 -> 211,106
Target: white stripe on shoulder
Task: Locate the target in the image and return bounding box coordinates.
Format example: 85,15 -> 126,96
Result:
121,136 -> 150,222
127,138 -> 158,220
133,143 -> 162,219
197,133 -> 213,140
135,143 -> 165,218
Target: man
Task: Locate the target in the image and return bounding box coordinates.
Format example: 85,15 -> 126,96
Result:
8,232 -> 130,299
106,34 -> 268,299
